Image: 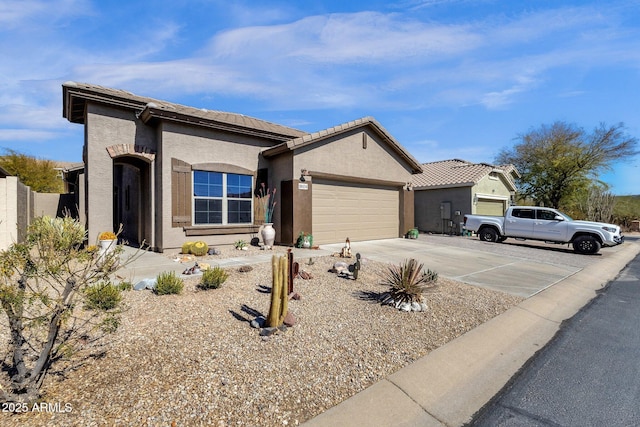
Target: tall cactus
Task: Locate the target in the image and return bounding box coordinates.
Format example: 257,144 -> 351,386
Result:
266,255 -> 289,327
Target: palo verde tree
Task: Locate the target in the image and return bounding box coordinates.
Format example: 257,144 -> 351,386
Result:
496,121 -> 638,209
0,216 -> 131,404
0,148 -> 64,193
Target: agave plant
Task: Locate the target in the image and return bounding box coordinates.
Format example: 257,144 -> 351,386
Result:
380,258 -> 438,305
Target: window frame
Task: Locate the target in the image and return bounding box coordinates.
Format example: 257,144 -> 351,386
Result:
192,170 -> 253,226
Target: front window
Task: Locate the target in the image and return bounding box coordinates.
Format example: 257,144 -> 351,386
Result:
193,171 -> 252,225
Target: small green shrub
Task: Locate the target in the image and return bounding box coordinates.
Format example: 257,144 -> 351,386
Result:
155,271 -> 184,295
181,241 -> 194,254
84,281 -> 123,311
295,232 -> 313,248
199,266 -> 229,290
118,281 -> 133,291
234,240 -> 248,250
191,241 -> 208,256
380,258 -> 438,304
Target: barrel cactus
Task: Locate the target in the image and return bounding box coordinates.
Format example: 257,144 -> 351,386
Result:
191,241 -> 208,256
181,241 -> 194,254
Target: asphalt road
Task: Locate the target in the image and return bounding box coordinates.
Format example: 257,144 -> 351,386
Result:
469,243 -> 640,427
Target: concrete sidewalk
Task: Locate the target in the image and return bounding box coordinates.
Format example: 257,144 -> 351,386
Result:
302,239 -> 640,427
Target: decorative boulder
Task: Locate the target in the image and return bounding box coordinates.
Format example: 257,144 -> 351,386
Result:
283,311 -> 297,327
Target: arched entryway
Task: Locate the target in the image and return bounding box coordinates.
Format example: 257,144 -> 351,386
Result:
108,144 -> 155,247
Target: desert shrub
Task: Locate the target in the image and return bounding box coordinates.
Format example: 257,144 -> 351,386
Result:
84,281 -> 123,311
155,271 -> 184,295
118,281 -> 133,291
181,241 -> 194,254
199,266 -> 228,290
0,215 -> 143,404
380,258 -> 438,304
191,241 -> 208,256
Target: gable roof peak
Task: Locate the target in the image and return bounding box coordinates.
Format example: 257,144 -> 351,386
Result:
262,116 -> 422,174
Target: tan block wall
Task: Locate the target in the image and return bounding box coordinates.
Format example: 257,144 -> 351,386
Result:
0,176 -> 19,249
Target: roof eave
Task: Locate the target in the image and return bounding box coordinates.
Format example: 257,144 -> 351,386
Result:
414,182 -> 475,190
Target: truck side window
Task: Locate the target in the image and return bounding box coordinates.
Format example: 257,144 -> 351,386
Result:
537,210 -> 556,220
512,209 -> 534,219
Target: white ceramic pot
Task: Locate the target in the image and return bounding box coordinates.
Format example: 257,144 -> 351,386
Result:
261,223 -> 276,248
97,239 -> 117,267
98,239 -> 116,255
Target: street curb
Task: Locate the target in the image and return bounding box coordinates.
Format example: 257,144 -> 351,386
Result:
303,242 -> 640,427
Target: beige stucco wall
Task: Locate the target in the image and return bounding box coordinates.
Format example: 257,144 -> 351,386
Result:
85,103 -> 157,244
158,122 -> 275,250
292,129 -> 413,183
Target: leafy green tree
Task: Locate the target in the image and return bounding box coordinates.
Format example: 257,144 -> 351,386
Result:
613,196 -> 640,230
0,216 -> 132,404
0,148 -> 64,193
496,122 -> 638,208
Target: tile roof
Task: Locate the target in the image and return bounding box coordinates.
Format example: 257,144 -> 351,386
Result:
412,159 -> 517,190
63,82 -> 305,141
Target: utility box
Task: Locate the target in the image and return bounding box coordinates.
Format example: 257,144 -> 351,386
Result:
440,202 -> 451,220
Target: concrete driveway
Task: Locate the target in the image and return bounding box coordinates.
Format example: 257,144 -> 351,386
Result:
320,234 -> 627,298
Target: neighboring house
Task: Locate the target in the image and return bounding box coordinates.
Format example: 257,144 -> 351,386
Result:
62,82 -> 423,251
412,159 -> 519,234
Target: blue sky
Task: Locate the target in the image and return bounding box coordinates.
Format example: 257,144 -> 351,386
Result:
1,0 -> 639,194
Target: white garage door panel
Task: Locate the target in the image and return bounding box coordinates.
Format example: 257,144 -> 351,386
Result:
312,181 -> 399,244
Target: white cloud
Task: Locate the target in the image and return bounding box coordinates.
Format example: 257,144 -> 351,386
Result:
0,128 -> 59,141
0,0 -> 93,29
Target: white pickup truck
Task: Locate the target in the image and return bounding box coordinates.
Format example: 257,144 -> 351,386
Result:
463,206 -> 624,254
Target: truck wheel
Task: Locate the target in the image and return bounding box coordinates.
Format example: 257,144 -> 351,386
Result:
572,236 -> 601,254
479,228 -> 499,243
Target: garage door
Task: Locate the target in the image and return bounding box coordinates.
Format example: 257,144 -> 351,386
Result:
476,199 -> 506,216
312,180 -> 399,244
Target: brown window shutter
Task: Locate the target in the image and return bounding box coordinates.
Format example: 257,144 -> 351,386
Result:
172,158 -> 192,227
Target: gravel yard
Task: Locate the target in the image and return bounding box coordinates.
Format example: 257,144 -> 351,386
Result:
1,245 -> 523,427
